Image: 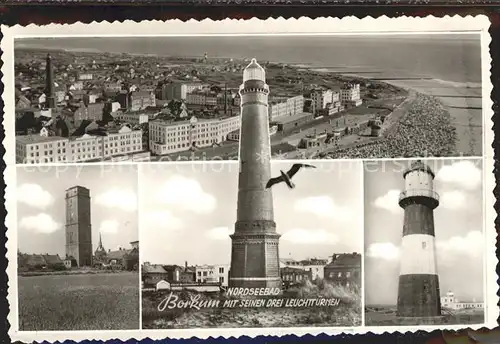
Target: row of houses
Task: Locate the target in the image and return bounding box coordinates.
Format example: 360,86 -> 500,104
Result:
15,124 -> 147,164
18,241 -> 139,272
148,115 -> 240,156
142,253 -> 361,291
310,83 -> 362,116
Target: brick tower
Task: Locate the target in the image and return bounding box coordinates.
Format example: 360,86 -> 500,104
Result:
65,186 -> 93,267
45,53 -> 56,109
397,160 -> 441,317
229,59 -> 281,289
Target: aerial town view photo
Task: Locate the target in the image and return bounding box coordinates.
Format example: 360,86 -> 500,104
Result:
14,33 -> 482,163
139,159 -> 363,329
364,159 -> 485,326
16,164 -> 140,331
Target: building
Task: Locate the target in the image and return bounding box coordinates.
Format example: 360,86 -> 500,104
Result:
117,91 -> 156,111
73,103 -> 105,126
229,59 -> 281,290
65,186 -> 93,267
118,112 -> 150,125
105,246 -> 139,270
280,258 -> 328,280
281,267 -> 313,286
274,112 -> 315,133
311,89 -> 340,115
186,91 -> 218,106
324,253 -> 361,287
142,263 -> 169,287
397,160 -> 441,318
15,125 -> 144,164
440,291 -> 484,311
195,264 -> 230,286
227,129 -> 240,141
156,82 -> 207,101
162,264 -> 195,283
340,83 -> 362,107
269,95 -> 304,121
149,115 -> 240,155
130,241 -> 139,250
18,253 -> 66,271
83,93 -> 98,105
78,73 -> 93,81
45,54 -> 56,109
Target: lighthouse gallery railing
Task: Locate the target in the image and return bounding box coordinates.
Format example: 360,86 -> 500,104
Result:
399,189 -> 439,202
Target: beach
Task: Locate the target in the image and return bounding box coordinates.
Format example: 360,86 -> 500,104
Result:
376,78 -> 483,157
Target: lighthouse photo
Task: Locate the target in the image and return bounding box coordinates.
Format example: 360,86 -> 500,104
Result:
229,58 -> 281,290
139,60 -> 364,330
363,159 -> 485,326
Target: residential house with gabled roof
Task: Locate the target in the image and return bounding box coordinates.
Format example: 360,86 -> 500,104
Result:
324,252 -> 361,287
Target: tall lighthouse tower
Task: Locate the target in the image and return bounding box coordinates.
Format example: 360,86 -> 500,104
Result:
397,160 -> 442,318
45,54 -> 56,109
229,59 -> 281,289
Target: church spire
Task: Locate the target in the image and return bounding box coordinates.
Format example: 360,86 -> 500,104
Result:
95,232 -> 106,256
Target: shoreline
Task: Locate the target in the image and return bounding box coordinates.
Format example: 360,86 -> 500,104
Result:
304,67 -> 482,157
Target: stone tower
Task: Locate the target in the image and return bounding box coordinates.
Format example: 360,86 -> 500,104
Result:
229,59 -> 281,289
65,186 -> 93,267
397,160 -> 441,317
45,54 -> 56,109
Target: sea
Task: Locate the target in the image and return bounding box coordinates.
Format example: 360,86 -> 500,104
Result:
15,34 -> 482,85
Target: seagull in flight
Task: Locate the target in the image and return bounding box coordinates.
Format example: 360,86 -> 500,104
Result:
266,163 -> 316,189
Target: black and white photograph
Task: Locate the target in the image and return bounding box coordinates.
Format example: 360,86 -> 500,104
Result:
16,164 -> 140,331
140,160 -> 363,329
13,32 -> 482,164
364,158 -> 485,326
3,16 -> 496,343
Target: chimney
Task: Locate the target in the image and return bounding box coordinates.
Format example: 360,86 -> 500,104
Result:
185,261 -> 188,269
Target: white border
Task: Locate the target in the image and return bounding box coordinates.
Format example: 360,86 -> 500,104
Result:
2,15 -> 497,342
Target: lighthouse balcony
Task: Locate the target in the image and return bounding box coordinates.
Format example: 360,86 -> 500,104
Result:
399,189 -> 439,209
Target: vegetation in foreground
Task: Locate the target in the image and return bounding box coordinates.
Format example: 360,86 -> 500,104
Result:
142,279 -> 362,329
365,305 -> 485,326
18,272 -> 140,331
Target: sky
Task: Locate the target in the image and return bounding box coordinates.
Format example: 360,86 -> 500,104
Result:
364,158 -> 484,305
16,164 -> 139,257
140,160 -> 363,266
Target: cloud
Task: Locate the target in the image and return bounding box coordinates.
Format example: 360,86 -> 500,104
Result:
144,211 -> 183,230
373,190 -> 401,214
367,242 -> 400,260
440,190 -> 467,210
19,213 -> 61,234
17,183 -> 54,209
435,160 -> 482,190
99,219 -> 119,234
293,196 -> 353,222
282,228 -> 338,245
95,188 -> 137,212
206,227 -> 232,240
437,231 -> 483,258
157,175 -> 217,214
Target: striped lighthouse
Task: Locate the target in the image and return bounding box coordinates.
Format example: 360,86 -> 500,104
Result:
397,160 -> 442,318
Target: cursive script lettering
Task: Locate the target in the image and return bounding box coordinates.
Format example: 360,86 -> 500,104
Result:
157,293 -> 221,311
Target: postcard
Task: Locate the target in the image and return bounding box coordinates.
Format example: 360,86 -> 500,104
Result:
2,15 -> 497,342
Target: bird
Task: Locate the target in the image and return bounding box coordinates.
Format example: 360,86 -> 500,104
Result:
265,163 -> 316,189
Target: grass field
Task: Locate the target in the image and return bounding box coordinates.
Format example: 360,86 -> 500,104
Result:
365,305 -> 485,326
142,280 -> 362,329
18,272 -> 140,331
